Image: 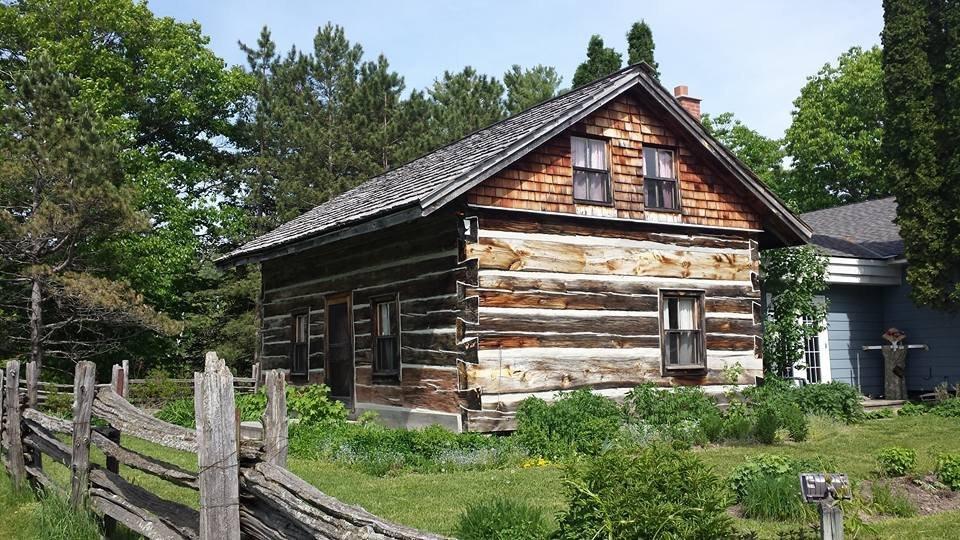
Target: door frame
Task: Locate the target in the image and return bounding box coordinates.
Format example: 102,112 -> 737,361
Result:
323,292 -> 355,407
794,295 -> 832,383
289,307 -> 311,382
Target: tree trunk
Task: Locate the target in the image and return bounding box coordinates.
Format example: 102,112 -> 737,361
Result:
29,277 -> 42,370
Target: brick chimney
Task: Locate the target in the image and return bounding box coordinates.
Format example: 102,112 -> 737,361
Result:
673,85 -> 701,121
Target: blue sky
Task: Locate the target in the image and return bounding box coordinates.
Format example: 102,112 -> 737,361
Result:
149,0 -> 882,138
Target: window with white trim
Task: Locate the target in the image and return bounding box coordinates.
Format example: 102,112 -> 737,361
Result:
660,290 -> 706,370
571,136 -> 612,204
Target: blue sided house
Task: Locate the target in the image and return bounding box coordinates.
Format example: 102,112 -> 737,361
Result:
800,197 -> 960,398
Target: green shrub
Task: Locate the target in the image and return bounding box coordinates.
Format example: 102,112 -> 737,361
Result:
740,472 -> 813,521
897,402 -> 929,416
286,384 -> 348,426
729,454 -> 817,501
931,398 -> 960,418
722,404 -> 754,441
514,389 -> 622,458
42,387 -> 73,419
555,446 -> 734,540
455,498 -> 551,540
235,392 -> 267,422
780,403 -> 810,442
288,422 -> 521,475
700,411 -> 725,443
794,381 -> 864,423
623,384 -> 718,425
869,483 -> 917,518
875,447 -> 916,477
864,408 -> 895,420
154,398 -> 195,428
129,367 -> 191,406
753,405 -> 780,444
936,453 -> 960,490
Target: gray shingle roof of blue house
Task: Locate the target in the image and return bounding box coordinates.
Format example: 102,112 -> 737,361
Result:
801,197 -> 903,259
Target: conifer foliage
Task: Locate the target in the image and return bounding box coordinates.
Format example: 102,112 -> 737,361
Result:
882,0 -> 960,310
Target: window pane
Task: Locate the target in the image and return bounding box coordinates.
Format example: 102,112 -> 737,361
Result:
588,171 -> 607,202
661,180 -> 677,209
677,298 -> 696,330
666,333 -> 679,365
678,332 -> 696,363
643,147 -> 657,177
573,170 -> 588,200
658,149 -> 675,179
666,297 -> 679,329
376,337 -> 397,372
294,315 -> 308,343
587,139 -> 606,169
571,137 -> 587,168
645,179 -> 660,208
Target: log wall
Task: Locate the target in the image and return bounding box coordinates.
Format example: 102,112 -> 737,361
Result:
457,209 -> 763,431
465,94 -> 762,230
260,211 -> 466,415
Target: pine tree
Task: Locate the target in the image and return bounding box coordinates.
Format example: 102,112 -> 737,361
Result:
572,35 -> 623,88
429,66 -> 506,143
503,64 -> 562,115
882,0 -> 960,310
626,20 -> 659,76
0,53 -> 177,367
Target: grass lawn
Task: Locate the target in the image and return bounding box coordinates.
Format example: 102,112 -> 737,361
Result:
2,414 -> 960,538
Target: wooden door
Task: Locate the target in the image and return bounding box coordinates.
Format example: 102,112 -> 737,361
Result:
324,295 -> 354,405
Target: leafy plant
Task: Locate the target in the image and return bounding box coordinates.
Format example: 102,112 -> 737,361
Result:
753,405 -> 780,444
780,403 -> 810,442
794,381 -> 864,423
129,367 -> 191,406
729,454 -> 817,501
514,389 -> 622,459
555,446 -> 734,539
931,398 -> 960,418
235,392 -> 268,422
936,453 -> 960,490
868,483 -> 917,518
741,472 -> 814,521
455,498 -> 551,540
42,387 -> 74,419
286,384 -> 348,426
875,447 -> 916,477
701,411 -> 725,443
722,403 -> 754,441
897,402 -> 929,416
154,398 -> 196,428
864,407 -> 895,420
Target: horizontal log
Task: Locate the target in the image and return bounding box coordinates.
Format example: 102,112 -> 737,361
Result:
23,408 -> 71,434
93,388 -> 197,452
475,308 -> 661,336
466,237 -> 755,280
90,428 -> 198,490
23,430 -> 71,466
89,467 -> 199,540
474,213 -> 752,249
355,365 -> 460,413
477,334 -> 661,349
463,409 -> 516,433
705,317 -> 759,335
476,271 -> 758,299
466,347 -> 759,394
476,288 -> 659,311
26,464 -> 63,495
239,462 -> 447,540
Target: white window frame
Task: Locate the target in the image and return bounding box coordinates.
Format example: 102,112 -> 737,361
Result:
793,296 -> 832,384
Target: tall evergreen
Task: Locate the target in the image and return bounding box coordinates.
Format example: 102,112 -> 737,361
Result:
428,66 -> 506,143
572,35 -> 623,88
503,64 -> 562,115
882,0 -> 960,310
626,20 -> 659,76
0,53 -> 177,368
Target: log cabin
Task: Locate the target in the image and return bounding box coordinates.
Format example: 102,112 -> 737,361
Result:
217,63 -> 811,432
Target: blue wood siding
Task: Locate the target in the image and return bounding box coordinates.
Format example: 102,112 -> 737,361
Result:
825,281 -> 960,396
825,285 -> 885,396
883,283 -> 960,393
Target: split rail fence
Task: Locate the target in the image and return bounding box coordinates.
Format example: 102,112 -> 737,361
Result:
0,353 -> 444,540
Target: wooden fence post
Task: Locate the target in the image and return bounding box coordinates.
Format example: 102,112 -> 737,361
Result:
195,351 -> 240,540
4,360 -> 25,489
251,362 -> 261,393
25,361 -> 38,410
70,361 -> 96,509
121,359 -> 130,399
262,370 -> 287,467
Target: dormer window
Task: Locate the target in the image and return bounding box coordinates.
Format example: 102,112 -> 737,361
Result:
644,147 -> 679,211
572,136 -> 611,204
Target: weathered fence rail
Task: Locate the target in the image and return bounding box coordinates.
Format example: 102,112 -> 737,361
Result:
1,356 -> 445,540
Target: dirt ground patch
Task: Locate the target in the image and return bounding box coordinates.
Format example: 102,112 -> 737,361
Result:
862,476 -> 960,517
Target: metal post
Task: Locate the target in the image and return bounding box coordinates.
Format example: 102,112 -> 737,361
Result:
819,494 -> 843,540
